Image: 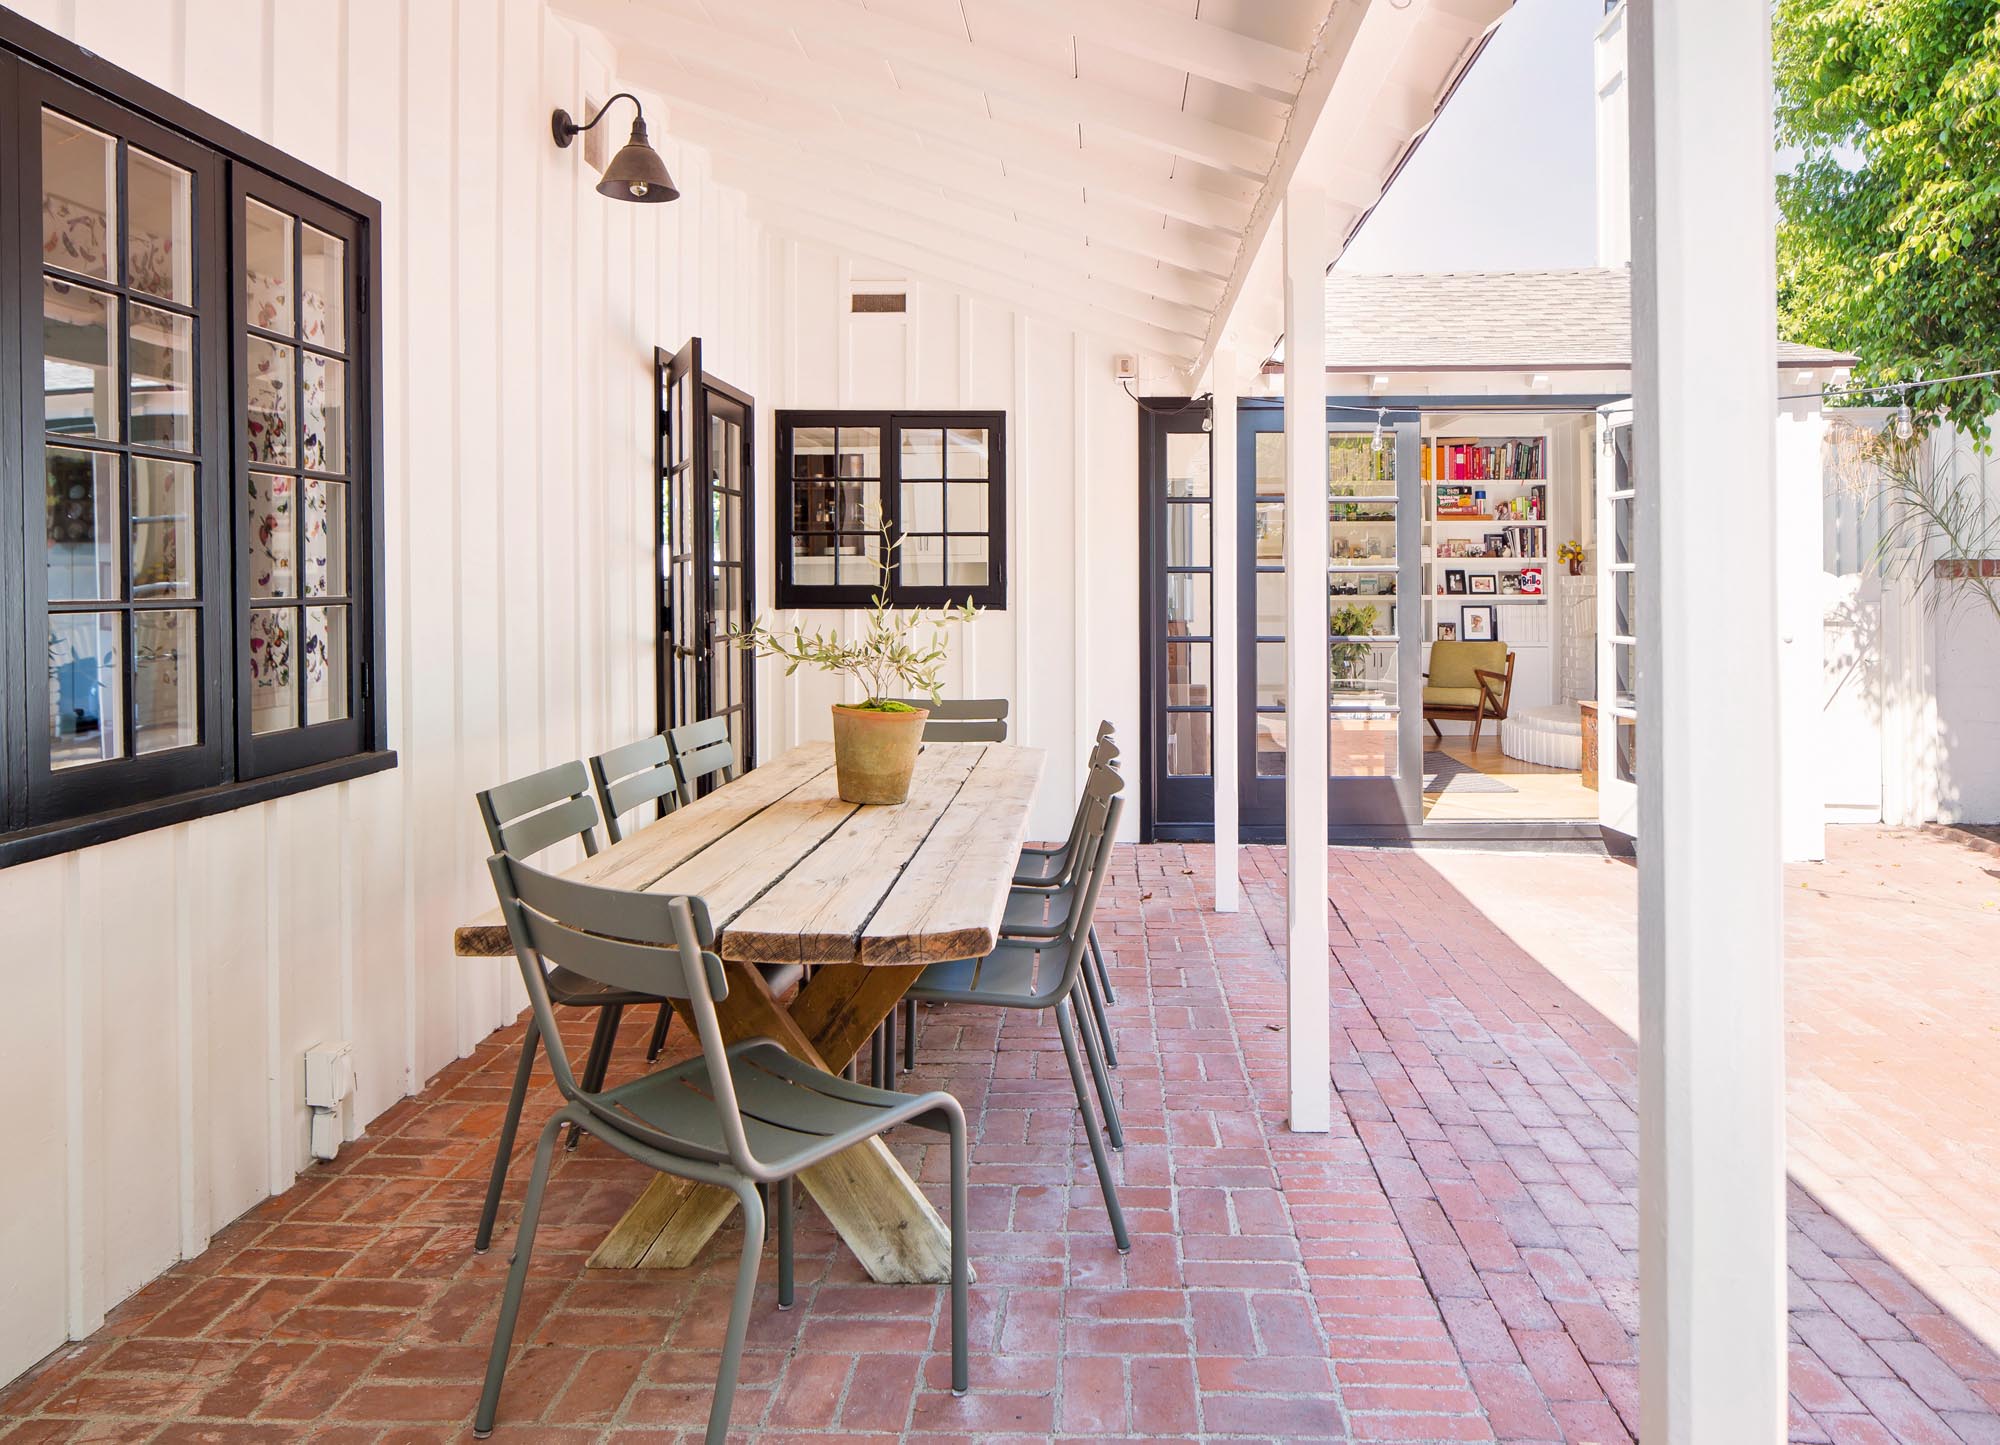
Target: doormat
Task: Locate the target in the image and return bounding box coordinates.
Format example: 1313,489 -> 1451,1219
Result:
1423,750 -> 1518,795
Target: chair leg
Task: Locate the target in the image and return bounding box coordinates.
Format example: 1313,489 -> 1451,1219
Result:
1072,993 -> 1124,1151
945,1102 -> 970,1396
882,1006 -> 898,1091
476,1017 -> 541,1253
567,1006 -> 623,1151
776,1177 -> 795,1310
902,997 -> 918,1072
1427,716 -> 1443,740
1055,1005 -> 1130,1253
473,1111 -> 565,1437
703,1183 -> 766,1445
645,1003 -> 674,1062
1082,959 -> 1118,1068
1089,925 -> 1117,1006
1471,710 -> 1483,749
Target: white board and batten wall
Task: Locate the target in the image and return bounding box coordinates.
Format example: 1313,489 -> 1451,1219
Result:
0,0 -> 1170,1389
0,0 -> 773,1388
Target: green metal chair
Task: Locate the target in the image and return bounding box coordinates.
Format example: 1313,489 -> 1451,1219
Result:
475,852 -> 970,1445
666,716 -> 737,804
889,696 -> 1009,743
473,762 -> 660,1217
1016,722 -> 1123,1013
906,790 -> 1130,1252
589,734 -> 681,1060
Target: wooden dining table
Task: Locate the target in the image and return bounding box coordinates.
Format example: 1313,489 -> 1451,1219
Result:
453,739 -> 1044,1285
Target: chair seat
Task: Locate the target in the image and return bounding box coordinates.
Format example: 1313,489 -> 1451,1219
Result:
593,1040 -> 946,1175
908,939 -> 1060,1009
1422,685 -> 1488,710
1002,887 -> 1071,934
1013,849 -> 1063,885
544,961 -> 802,1010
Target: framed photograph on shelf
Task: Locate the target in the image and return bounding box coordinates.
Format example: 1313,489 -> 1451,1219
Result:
1445,568 -> 1467,595
1469,573 -> 1497,595
1499,571 -> 1522,596
1436,621 -> 1457,641
1483,532 -> 1508,557
1461,604 -> 1496,642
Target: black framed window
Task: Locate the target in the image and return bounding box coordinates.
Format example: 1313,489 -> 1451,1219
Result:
775,409 -> 1006,609
0,17 -> 390,867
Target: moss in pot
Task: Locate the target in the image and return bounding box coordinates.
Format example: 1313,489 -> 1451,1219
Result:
734,537 -> 978,804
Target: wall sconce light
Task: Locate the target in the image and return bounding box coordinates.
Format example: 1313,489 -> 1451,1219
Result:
551,92 -> 679,204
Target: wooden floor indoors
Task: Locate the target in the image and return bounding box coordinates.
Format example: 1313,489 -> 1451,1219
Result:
1422,733 -> 1600,823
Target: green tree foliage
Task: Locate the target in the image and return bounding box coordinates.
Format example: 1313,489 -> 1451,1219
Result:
1775,0 -> 2000,433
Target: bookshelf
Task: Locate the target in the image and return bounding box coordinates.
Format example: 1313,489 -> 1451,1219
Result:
1420,432 -> 1554,648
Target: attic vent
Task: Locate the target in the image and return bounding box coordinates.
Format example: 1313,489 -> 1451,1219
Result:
851,291 -> 908,314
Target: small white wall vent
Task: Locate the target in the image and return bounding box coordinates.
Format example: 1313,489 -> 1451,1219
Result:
850,290 -> 908,314
1112,354 -> 1138,381
304,1041 -> 356,1161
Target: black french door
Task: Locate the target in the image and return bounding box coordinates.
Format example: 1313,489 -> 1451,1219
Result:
657,338 -> 754,777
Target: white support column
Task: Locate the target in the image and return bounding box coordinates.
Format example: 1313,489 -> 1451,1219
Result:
1282,192 -> 1331,1134
1628,1 -> 1786,1438
1209,347 -> 1241,913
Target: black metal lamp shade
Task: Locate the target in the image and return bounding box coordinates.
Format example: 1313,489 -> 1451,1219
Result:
551,93 -> 679,205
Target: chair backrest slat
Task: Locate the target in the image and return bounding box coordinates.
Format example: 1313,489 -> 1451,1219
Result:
589,734 -> 678,844
889,697 -> 1009,743
477,760 -> 601,859
667,717 -> 737,805
1038,790 -> 1123,1004
487,853 -> 756,1171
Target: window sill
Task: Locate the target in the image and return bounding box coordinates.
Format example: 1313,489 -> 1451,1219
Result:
0,750 -> 399,869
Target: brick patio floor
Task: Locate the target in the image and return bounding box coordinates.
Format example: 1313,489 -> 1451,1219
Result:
4,842 -> 1999,1443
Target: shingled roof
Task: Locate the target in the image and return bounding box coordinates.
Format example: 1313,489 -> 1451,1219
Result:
1312,266 -> 1855,371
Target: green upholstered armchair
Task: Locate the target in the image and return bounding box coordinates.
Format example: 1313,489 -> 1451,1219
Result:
1422,640 -> 1515,749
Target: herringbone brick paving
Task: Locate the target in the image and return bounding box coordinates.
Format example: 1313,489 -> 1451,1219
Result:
2,843 -> 1996,1442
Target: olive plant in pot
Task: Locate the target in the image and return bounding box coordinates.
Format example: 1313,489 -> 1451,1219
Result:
733,539 -> 977,804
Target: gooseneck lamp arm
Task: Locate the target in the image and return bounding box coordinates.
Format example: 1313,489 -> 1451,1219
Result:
550,92 -> 644,148
551,93 -> 680,204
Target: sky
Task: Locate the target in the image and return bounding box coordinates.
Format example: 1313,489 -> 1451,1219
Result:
1337,0 -> 1605,274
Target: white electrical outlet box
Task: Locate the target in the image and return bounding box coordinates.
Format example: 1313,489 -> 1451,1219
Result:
1113,354 -> 1138,381
304,1041 -> 355,1110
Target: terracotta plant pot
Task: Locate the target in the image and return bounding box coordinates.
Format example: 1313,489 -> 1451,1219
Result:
830,704 -> 929,804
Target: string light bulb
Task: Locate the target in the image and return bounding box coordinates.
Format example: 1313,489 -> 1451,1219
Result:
1895,400 -> 1915,442
1370,408 -> 1386,453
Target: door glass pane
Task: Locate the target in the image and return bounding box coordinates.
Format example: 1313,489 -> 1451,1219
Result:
1329,519 -> 1395,563
1330,713 -> 1398,778
49,611 -> 123,767
1255,572 -> 1285,638
304,478 -> 346,596
1165,572 -> 1211,638
1328,580 -> 1397,633
46,447 -> 120,601
1332,643 -> 1399,705
42,111 -> 116,282
1614,568 -> 1636,636
248,338 -> 295,464
1613,495 -> 1633,566
300,225 -> 345,349
245,200 -> 294,332
1165,642 -> 1209,706
301,353 -> 345,472
134,608 -> 198,754
1254,431 -> 1284,494
1166,430 -> 1209,497
130,303 -> 194,452
901,427 -> 943,479
1255,642 -> 1285,708
127,149 -> 193,303
1253,501 -> 1284,561
248,607 -> 297,733
44,277 -> 118,439
1329,432 -> 1394,489
1166,502 -> 1210,567
249,473 -> 295,598
130,458 -> 196,601
304,605 -> 348,724
1165,711 -> 1211,777
947,536 -> 987,586
1255,713 -> 1285,776
945,427 -> 988,478
1616,713 -> 1637,783
901,481 -> 943,533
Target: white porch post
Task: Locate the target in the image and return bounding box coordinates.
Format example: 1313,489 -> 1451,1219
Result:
1209,346 -> 1241,913
1282,191 -> 1331,1133
1628,0 -> 1786,1438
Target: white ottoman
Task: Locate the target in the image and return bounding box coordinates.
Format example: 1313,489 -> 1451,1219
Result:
1501,702 -> 1584,770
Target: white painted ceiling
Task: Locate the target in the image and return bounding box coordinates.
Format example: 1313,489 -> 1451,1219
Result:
555,0 -> 1513,372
